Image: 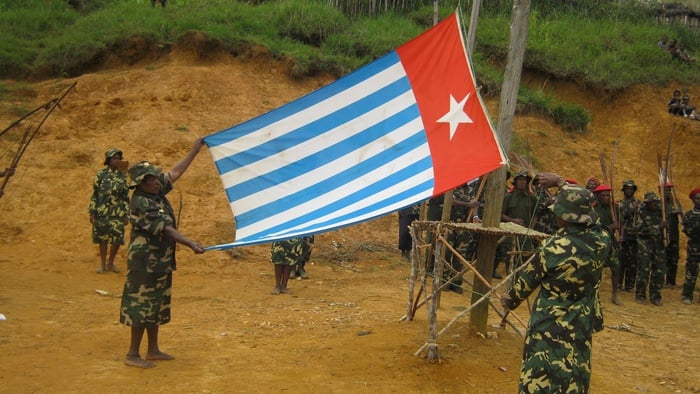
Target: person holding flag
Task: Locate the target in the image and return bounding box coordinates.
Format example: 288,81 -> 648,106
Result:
119,138 -> 206,369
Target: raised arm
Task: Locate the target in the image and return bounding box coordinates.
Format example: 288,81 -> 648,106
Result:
168,138 -> 205,183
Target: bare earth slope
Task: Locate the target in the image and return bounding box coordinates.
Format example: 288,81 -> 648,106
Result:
0,45 -> 698,393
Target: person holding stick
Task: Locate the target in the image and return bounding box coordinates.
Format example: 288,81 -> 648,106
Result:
681,188 -> 700,304
502,173 -> 612,393
119,138 -> 206,369
660,182 -> 682,287
592,184 -> 622,305
633,192 -> 668,306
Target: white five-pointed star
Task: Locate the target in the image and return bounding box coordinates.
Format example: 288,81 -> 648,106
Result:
436,93 -> 473,140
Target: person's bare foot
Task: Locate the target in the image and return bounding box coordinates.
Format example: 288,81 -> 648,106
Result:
611,294 -> 622,305
280,287 -> 292,294
124,355 -> 155,368
146,351 -> 175,361
107,264 -> 121,273
271,287 -> 281,295
96,267 -> 105,274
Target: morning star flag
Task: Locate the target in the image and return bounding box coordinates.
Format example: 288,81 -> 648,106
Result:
204,13 -> 505,249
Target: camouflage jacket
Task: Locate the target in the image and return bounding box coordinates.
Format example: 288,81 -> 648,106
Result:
127,173 -> 176,273
682,208 -> 700,251
633,204 -> 664,239
618,197 -> 640,241
88,167 -> 129,219
505,223 -> 611,333
502,188 -> 538,226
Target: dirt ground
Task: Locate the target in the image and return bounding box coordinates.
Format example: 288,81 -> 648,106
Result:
0,42 -> 698,393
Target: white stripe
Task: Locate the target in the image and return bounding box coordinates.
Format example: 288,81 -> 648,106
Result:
208,61 -> 407,167
219,89 -> 419,192
235,142 -> 433,239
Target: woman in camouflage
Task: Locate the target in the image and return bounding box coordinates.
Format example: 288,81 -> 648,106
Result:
89,148 -> 129,274
120,138 -> 206,369
503,175 -> 612,393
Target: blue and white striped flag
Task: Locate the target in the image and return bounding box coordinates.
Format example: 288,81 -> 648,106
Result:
204,14 -> 505,249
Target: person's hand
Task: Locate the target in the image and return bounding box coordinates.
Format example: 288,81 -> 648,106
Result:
660,220 -> 668,229
537,172 -> 564,188
511,218 -> 525,226
190,241 -> 205,254
5,167 -> 15,177
193,137 -> 205,152
466,198 -> 480,209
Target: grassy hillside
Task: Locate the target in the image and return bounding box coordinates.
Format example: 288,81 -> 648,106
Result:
0,0 -> 698,134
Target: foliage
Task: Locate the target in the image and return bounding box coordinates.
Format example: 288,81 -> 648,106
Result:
275,0 -> 349,47
518,86 -> 591,134
0,0 -> 698,129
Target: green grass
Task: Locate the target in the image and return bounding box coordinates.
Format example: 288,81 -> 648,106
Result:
0,0 -> 698,132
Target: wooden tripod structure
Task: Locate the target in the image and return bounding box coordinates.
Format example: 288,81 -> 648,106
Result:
403,220 -> 549,362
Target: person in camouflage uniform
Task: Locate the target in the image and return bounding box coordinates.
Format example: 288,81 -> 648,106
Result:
425,181 -> 480,293
618,180 -> 641,292
289,235 -> 314,279
533,175 -> 558,235
681,188 -> 700,304
503,179 -> 612,394
633,192 -> 668,306
89,148 -> 129,274
398,203 -> 422,260
120,139 -> 206,369
498,171 -> 539,278
271,237 -> 310,294
592,184 -> 622,305
660,183 -> 682,287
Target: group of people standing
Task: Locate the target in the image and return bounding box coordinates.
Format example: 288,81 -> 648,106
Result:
87,138 -> 318,368
89,139 -> 206,368
397,169 -> 698,392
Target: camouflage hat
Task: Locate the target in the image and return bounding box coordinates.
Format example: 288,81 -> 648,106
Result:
103,148 -> 122,165
643,192 -> 661,203
128,160 -> 161,187
621,179 -> 637,192
513,171 -> 532,181
551,184 -> 598,225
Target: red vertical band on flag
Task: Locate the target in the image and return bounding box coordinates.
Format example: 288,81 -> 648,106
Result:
396,14 -> 503,196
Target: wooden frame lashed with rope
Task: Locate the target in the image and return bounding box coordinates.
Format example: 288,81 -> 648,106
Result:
403,220 -> 550,362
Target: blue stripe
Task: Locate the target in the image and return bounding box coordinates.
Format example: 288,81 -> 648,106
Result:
236,148 -> 432,235
204,52 -> 402,147
214,76 -> 412,175
224,102 -> 420,203
236,176 -> 435,243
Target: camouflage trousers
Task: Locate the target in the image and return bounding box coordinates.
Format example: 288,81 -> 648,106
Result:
665,239 -> 679,286
443,229 -> 476,286
681,244 -> 699,301
519,330 -> 593,393
618,239 -> 637,291
635,237 -> 666,301
270,237 -> 305,266
91,215 -> 125,244
120,271 -> 172,328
